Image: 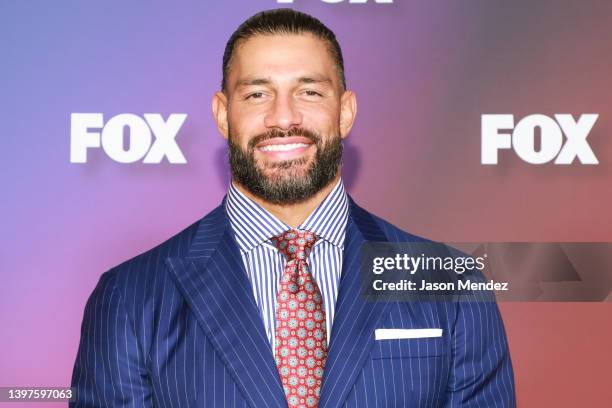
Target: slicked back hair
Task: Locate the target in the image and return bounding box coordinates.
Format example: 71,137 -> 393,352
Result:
221,8 -> 346,93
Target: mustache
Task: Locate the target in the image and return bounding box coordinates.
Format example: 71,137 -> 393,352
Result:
247,127 -> 322,150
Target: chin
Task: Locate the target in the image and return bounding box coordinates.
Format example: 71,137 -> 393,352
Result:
262,166 -> 311,184
259,155 -> 312,172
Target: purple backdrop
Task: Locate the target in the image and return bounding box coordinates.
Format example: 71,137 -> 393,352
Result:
2,1 -> 612,406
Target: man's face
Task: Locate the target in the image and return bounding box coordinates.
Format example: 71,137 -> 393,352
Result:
212,33 -> 356,204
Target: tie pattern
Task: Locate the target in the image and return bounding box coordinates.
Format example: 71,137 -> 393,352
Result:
271,229 -> 327,408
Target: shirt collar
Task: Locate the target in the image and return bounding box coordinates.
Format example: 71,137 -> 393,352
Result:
225,178 -> 349,252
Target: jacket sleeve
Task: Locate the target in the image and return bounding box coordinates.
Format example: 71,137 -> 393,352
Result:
443,300 -> 516,407
70,270 -> 153,407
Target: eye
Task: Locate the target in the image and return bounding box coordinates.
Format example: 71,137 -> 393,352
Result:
303,90 -> 322,97
246,92 -> 265,100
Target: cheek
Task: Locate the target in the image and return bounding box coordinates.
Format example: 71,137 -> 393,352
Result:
309,116 -> 339,141
303,104 -> 340,132
228,109 -> 265,147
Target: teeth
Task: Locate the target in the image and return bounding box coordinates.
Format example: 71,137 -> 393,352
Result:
259,143 -> 308,152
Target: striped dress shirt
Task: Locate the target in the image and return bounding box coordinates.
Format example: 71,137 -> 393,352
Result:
225,178 -> 348,351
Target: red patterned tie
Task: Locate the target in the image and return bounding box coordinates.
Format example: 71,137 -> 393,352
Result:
271,229 -> 327,408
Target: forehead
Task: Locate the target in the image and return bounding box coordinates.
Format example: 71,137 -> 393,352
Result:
228,34 -> 338,89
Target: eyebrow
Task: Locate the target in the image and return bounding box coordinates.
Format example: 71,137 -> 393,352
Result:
236,75 -> 333,89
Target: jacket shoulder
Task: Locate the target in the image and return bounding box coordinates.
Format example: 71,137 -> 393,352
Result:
83,204 -> 225,336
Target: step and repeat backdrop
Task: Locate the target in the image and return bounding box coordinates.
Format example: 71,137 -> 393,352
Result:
2,0 -> 612,406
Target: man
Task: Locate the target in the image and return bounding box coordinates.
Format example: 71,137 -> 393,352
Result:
71,8 -> 515,407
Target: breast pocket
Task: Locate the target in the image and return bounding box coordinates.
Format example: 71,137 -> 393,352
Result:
370,336 -> 447,359
355,334 -> 450,407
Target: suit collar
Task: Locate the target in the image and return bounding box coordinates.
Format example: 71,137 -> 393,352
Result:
167,195 -> 393,408
166,202 -> 288,408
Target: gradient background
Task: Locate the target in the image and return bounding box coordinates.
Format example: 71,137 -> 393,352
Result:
2,0 -> 611,406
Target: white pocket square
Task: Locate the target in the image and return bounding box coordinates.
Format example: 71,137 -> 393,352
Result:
375,328 -> 443,340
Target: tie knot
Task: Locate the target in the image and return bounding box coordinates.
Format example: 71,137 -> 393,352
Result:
271,229 -> 318,261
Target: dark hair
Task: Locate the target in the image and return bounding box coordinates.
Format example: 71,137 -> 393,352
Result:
221,8 -> 346,92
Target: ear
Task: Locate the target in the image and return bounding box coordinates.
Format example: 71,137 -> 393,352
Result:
211,91 -> 229,140
339,90 -> 357,139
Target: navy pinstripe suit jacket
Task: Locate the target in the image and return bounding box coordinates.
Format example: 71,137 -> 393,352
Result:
71,197 -> 516,407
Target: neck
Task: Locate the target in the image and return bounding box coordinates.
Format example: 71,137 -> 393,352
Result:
232,173 -> 341,228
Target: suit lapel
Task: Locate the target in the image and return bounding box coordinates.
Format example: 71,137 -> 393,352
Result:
319,198 -> 393,408
166,204 -> 287,408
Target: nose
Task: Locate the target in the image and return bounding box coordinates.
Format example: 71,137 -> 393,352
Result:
263,93 -> 303,130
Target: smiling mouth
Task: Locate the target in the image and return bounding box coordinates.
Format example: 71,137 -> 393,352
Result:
255,136 -> 315,161
259,142 -> 310,152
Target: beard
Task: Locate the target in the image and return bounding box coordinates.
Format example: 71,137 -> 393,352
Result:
228,126 -> 343,205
